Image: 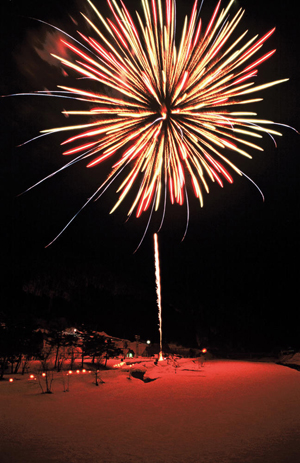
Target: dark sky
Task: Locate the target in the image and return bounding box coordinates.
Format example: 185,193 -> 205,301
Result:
1,0 -> 299,350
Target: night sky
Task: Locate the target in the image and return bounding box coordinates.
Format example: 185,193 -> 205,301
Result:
1,0 -> 299,352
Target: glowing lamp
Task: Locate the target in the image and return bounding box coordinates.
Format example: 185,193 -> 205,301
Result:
202,348 -> 207,354
113,361 -> 125,368
9,378 -> 14,382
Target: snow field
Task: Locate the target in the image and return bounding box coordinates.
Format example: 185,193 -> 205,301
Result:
0,360 -> 299,463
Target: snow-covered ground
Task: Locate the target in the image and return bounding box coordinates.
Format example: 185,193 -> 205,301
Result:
1,359 -> 299,463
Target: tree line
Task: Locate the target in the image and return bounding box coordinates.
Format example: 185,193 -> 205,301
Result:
0,315 -> 123,380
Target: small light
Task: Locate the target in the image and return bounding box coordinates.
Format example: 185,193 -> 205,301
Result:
202,348 -> 207,354
29,374 -> 35,379
68,370 -> 73,374
82,369 -> 86,373
42,373 -> 46,377
76,370 -> 80,374
9,378 -> 14,383
146,340 -> 151,345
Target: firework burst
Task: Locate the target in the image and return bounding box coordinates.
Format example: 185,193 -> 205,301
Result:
17,0 -> 292,245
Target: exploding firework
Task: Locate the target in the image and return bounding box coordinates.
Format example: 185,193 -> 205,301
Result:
17,0 -> 292,244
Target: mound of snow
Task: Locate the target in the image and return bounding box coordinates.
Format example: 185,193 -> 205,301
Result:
278,351 -> 300,368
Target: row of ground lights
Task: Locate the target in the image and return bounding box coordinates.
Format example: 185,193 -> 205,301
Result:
8,370 -> 94,382
8,352 -> 208,381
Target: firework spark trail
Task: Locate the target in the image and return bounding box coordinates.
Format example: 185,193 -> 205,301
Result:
154,233 -> 163,361
11,0 -> 294,244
